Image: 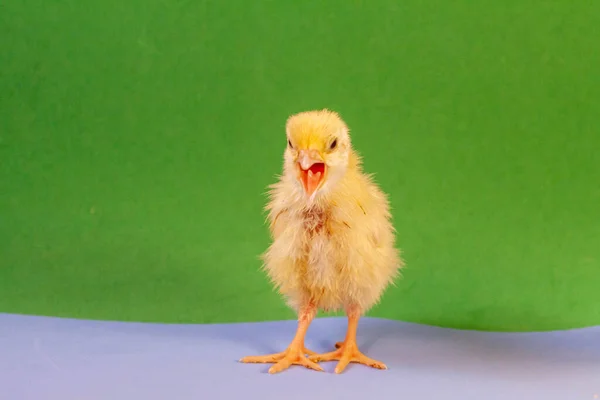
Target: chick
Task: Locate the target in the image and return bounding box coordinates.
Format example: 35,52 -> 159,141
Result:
240,109 -> 404,374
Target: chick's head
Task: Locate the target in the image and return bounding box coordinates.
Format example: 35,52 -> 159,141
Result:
283,109 -> 352,201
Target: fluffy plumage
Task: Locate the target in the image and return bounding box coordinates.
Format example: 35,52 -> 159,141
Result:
262,109 -> 403,314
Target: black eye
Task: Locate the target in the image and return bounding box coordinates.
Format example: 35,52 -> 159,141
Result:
330,138 -> 337,150
288,139 -> 293,148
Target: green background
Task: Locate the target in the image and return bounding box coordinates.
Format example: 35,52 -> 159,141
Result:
1,1 -> 599,332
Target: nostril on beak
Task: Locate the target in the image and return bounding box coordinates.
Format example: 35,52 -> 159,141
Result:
297,150 -> 323,170
299,158 -> 312,170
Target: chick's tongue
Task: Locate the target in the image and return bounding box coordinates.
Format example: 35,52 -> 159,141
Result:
306,169 -> 322,195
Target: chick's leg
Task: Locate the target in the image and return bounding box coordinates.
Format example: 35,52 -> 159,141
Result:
309,306 -> 387,374
239,303 -> 323,374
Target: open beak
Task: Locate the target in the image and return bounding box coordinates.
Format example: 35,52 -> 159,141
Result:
297,150 -> 326,198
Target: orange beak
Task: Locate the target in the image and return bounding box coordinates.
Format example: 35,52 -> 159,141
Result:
297,149 -> 326,198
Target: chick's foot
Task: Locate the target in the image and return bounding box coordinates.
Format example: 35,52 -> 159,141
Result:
309,340 -> 387,374
240,346 -> 323,374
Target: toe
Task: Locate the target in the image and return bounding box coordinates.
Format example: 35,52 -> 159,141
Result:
303,347 -> 317,356
298,357 -> 324,372
240,352 -> 284,364
334,353 -> 352,374
354,353 -> 388,370
269,357 -> 293,374
309,350 -> 340,363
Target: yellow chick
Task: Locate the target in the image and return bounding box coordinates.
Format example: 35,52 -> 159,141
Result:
240,109 -> 404,374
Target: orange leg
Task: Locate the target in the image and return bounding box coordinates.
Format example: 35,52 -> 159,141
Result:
309,306 -> 387,374
239,304 -> 323,374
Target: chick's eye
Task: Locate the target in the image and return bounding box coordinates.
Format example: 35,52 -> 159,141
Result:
329,138 -> 338,150
287,139 -> 293,149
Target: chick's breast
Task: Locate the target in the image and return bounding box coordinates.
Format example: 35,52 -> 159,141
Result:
261,167 -> 402,314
